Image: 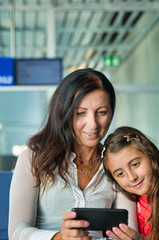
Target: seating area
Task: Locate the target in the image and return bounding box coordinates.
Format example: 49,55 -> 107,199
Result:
0,172 -> 13,240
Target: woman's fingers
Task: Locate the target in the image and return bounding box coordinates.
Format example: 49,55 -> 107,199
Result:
62,211 -> 77,221
62,211 -> 90,230
61,236 -> 90,240
61,211 -> 90,240
61,228 -> 89,239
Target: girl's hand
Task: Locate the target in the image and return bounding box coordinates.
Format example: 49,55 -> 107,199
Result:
105,224 -> 143,240
61,211 -> 91,240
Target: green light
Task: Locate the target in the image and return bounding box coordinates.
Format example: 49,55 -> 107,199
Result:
104,57 -> 112,67
103,56 -> 121,67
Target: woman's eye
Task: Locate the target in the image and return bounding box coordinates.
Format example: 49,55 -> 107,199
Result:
97,111 -> 107,115
76,112 -> 85,116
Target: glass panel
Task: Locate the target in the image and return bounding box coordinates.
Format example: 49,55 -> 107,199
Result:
0,11 -> 11,56
0,91 -> 48,152
113,92 -> 159,147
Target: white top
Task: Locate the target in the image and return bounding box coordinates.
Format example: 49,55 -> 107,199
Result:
9,149 -> 138,240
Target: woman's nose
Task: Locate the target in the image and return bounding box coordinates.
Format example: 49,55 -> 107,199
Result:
88,114 -> 98,128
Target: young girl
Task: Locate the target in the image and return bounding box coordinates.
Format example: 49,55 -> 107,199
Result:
102,126 -> 159,240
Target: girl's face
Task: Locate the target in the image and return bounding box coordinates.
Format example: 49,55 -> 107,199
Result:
73,89 -> 112,149
106,145 -> 152,196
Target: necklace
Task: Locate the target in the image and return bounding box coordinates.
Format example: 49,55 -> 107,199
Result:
76,159 -> 101,175
78,156 -> 99,163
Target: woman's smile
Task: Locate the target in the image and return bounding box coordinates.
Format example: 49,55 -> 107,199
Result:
83,131 -> 98,138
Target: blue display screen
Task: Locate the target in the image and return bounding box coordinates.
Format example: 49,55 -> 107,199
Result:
0,57 -> 14,86
15,58 -> 62,85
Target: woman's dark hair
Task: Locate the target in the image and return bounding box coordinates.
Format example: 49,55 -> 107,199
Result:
103,126 -> 159,240
28,68 -> 116,188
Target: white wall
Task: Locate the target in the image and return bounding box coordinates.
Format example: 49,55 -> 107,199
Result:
111,19 -> 159,146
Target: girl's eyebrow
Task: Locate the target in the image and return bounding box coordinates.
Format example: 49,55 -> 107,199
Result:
113,168 -> 122,175
112,157 -> 141,175
128,157 -> 140,165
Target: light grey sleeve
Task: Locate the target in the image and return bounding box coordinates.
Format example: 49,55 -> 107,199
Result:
8,149 -> 58,240
114,191 -> 138,232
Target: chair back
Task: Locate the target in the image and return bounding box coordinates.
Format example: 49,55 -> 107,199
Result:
0,172 -> 13,240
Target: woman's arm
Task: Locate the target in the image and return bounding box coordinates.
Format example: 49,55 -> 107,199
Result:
9,149 -> 91,240
8,149 -> 58,240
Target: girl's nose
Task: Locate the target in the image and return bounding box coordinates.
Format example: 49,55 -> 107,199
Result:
128,171 -> 138,182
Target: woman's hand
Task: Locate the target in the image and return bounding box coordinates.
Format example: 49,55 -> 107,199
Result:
105,224 -> 143,240
61,211 -> 91,240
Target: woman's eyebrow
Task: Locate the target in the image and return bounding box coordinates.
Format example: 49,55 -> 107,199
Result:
76,106 -> 108,109
75,107 -> 87,110
97,106 -> 109,109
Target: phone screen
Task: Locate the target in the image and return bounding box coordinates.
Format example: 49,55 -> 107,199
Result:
71,207 -> 128,231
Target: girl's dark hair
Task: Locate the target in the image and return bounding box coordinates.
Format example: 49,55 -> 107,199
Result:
28,68 -> 116,188
103,126 -> 159,240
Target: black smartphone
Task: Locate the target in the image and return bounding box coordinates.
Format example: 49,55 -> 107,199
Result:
71,207 -> 128,231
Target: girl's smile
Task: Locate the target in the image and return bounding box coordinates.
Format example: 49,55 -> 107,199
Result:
132,179 -> 144,189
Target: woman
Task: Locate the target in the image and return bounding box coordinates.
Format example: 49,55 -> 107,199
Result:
9,68 -> 137,240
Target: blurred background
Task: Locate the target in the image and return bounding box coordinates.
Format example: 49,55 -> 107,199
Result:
0,0 -> 159,171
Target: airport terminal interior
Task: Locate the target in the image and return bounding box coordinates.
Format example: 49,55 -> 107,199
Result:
0,0 -> 159,171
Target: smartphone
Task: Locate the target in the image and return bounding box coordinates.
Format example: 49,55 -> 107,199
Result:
71,207 -> 128,231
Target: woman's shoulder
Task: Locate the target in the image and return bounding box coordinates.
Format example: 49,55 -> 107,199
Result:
19,147 -> 33,158
16,147 -> 34,162
14,147 -> 34,171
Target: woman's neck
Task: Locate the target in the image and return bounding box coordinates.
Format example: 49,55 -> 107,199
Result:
73,144 -> 102,161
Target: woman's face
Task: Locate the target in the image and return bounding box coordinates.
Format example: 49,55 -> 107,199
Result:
106,145 -> 152,196
73,89 -> 112,148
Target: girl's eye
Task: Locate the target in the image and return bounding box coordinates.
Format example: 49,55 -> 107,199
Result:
116,171 -> 124,177
132,162 -> 140,168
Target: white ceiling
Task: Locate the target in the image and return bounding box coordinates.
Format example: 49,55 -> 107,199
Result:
0,0 -> 159,77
